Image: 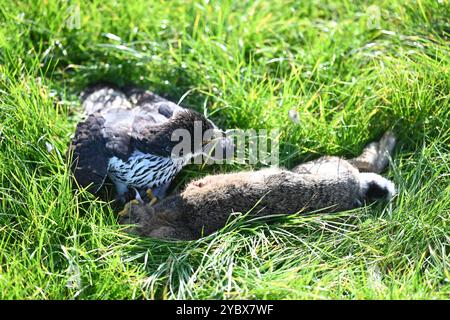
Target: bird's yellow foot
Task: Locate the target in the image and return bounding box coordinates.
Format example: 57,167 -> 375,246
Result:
118,199 -> 140,217
146,189 -> 158,206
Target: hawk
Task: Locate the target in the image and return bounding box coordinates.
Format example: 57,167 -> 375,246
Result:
69,84 -> 231,203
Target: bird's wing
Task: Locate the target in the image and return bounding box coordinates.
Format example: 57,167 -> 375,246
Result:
82,84 -> 133,115
100,108 -> 135,159
69,114 -> 109,193
70,85 -> 136,192
124,87 -> 186,157
124,86 -> 184,119
81,85 -> 137,160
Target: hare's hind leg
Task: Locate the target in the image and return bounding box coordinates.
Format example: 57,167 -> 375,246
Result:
349,131 -> 396,173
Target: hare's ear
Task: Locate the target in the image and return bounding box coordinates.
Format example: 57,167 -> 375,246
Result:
359,173 -> 396,202
349,131 -> 396,173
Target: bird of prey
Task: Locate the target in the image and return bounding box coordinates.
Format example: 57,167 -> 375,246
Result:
69,84 -> 231,203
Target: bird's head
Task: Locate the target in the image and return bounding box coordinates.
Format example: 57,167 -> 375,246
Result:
168,110 -> 234,163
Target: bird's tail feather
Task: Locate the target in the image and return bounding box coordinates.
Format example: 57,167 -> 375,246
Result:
81,82 -> 132,115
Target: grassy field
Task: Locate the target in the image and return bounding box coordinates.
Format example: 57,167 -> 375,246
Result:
0,0 -> 449,299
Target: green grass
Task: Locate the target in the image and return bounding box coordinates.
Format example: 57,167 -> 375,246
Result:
0,0 -> 449,299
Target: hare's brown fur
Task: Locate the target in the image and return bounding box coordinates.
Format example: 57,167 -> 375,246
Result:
119,132 -> 396,240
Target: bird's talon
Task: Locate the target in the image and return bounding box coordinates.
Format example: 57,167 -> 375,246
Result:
118,199 -> 140,217
118,206 -> 130,217
132,187 -> 144,204
149,197 -> 158,206
146,189 -> 158,206
146,189 -> 154,198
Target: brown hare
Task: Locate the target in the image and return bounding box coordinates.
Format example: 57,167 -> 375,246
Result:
119,132 -> 396,240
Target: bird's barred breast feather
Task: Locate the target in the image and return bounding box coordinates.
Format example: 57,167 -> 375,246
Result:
107,151 -> 184,190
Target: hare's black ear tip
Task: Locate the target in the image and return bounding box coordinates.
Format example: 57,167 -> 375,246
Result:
361,173 -> 396,202
366,181 -> 395,201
